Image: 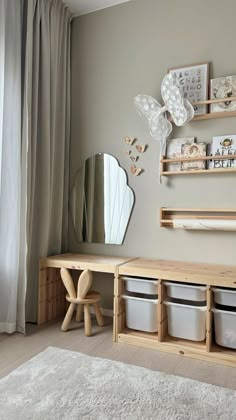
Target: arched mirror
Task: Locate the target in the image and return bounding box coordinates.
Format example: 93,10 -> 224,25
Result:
70,153 -> 134,245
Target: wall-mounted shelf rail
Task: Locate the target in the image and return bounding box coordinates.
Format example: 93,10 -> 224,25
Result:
160,154 -> 236,176
160,208 -> 236,231
191,96 -> 236,121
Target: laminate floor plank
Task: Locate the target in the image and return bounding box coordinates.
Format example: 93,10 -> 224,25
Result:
0,317 -> 235,389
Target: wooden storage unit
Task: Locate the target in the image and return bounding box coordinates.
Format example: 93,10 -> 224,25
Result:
117,258 -> 236,367
38,253 -> 236,367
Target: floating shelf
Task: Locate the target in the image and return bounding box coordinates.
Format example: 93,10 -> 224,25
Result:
160,154 -> 236,176
160,208 -> 236,231
191,96 -> 236,121
192,111 -> 236,121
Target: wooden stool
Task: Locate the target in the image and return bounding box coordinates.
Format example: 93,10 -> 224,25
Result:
60,268 -> 104,337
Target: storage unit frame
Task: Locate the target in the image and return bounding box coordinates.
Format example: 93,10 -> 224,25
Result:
116,258 -> 236,367
38,253 -> 236,367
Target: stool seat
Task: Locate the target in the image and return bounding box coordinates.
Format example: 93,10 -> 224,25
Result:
66,290 -> 101,305
60,268 -> 104,337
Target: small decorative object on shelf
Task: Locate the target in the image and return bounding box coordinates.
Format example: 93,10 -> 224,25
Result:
208,135 -> 236,169
168,62 -> 209,116
166,137 -> 195,172
160,208 -> 236,231
210,76 -> 236,113
181,142 -> 207,171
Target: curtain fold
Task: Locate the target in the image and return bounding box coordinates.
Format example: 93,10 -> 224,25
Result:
24,0 -> 72,322
0,0 -> 72,331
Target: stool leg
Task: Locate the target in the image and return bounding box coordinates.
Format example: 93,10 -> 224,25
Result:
84,304 -> 92,337
93,302 -> 104,327
76,304 -> 83,322
61,303 -> 75,331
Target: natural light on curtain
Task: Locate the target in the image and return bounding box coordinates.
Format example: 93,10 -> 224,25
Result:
0,0 -> 26,333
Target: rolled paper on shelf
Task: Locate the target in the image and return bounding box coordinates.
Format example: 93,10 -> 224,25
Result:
172,219 -> 236,231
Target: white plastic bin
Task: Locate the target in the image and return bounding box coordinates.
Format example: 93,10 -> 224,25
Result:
163,281 -> 207,302
122,276 -> 158,295
122,294 -> 158,332
164,299 -> 207,341
212,287 -> 236,307
213,306 -> 236,349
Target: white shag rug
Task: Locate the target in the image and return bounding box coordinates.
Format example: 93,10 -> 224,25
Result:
0,347 -> 235,420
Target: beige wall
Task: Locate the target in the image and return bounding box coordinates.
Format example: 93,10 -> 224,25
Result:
70,0 -> 236,306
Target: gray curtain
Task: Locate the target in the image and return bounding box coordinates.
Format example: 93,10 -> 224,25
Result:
0,0 -> 26,333
23,0 -> 72,321
0,0 -> 72,330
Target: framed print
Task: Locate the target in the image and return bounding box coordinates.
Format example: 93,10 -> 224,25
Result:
168,62 -> 209,116
210,76 -> 236,113
210,135 -> 236,169
166,137 -> 195,172
181,142 -> 207,171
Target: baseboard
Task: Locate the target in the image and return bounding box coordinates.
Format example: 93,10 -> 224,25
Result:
90,307 -> 113,318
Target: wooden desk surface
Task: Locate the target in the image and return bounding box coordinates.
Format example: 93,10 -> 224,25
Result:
118,258 -> 236,287
40,253 -> 137,274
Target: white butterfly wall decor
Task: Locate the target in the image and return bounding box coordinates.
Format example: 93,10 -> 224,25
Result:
134,73 -> 194,158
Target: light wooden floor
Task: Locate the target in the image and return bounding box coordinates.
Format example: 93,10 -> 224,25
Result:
0,316 -> 236,389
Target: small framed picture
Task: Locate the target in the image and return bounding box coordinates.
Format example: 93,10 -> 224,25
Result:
168,62 -> 209,116
210,76 -> 236,113
166,137 -> 195,172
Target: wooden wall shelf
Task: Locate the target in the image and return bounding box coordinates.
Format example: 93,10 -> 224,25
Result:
191,96 -> 236,121
160,208 -> 236,230
160,154 -> 236,176
192,111 -> 236,121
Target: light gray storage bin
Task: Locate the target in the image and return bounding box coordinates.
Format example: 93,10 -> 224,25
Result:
213,306 -> 236,349
212,287 -> 236,307
164,298 -> 207,341
122,276 -> 158,295
164,281 -> 207,302
122,293 -> 158,333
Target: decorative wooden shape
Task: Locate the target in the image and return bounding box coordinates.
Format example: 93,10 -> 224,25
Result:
130,165 -> 143,176
77,269 -> 93,299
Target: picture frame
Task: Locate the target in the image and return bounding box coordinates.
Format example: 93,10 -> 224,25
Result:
210,76 -> 236,113
168,62 -> 209,116
166,137 -> 195,172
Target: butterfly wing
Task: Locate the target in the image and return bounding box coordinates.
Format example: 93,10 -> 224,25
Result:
149,111 -> 172,141
161,73 -> 194,126
134,94 -> 172,141
134,95 -> 162,123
